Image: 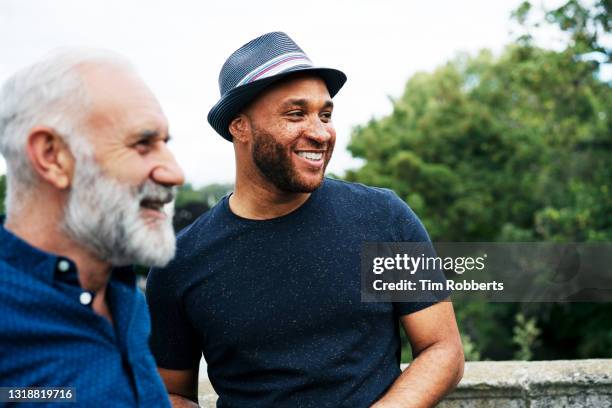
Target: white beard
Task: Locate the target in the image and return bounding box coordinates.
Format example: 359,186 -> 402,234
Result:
61,155 -> 177,267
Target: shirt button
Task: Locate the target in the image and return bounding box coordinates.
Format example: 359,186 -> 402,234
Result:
57,260 -> 70,273
79,292 -> 93,305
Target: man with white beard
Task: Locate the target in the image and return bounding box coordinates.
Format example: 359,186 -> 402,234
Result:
0,49 -> 184,407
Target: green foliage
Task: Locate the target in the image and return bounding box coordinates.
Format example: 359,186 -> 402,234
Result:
175,183 -> 233,208
347,43 -> 611,242
515,0 -> 611,56
512,313 -> 541,360
399,325 -> 413,364
546,0 -> 610,56
173,183 -> 233,232
349,0 -> 612,360
461,334 -> 482,362
511,1 -> 532,26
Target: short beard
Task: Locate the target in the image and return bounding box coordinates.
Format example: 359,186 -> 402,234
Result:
61,154 -> 177,267
251,127 -> 331,193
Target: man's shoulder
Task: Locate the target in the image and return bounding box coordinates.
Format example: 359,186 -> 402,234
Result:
322,178 -> 426,240
324,177 -> 395,196
323,178 -> 406,208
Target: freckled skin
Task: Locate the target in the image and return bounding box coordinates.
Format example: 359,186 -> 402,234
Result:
243,75 -> 336,193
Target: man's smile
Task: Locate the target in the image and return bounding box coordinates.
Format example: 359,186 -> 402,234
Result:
140,198 -> 165,211
296,151 -> 323,161
140,195 -> 174,222
294,149 -> 326,169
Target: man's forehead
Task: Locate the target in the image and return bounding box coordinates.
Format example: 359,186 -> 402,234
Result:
81,64 -> 157,107
80,63 -> 167,132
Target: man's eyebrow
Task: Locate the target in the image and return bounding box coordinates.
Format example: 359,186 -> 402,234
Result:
281,99 -> 334,110
281,98 -> 308,109
132,129 -> 171,142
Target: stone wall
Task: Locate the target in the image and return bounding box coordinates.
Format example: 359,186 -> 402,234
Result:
197,359 -> 612,407
439,359 -> 612,408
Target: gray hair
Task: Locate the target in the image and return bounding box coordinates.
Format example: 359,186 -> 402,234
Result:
0,48 -> 135,215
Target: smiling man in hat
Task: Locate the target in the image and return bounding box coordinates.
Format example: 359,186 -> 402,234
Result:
147,32 -> 464,407
0,49 -> 184,407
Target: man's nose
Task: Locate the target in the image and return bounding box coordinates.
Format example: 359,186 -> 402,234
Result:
151,147 -> 185,187
304,116 -> 333,144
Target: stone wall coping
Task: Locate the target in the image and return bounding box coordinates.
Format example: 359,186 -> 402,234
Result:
198,359 -> 612,406
403,359 -> 612,389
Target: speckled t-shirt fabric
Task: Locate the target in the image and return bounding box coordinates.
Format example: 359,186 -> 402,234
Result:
147,178 -> 441,408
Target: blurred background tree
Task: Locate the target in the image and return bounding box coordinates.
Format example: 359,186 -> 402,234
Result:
173,183 -> 233,231
347,0 -> 611,361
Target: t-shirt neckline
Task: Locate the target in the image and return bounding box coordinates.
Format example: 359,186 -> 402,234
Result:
221,179 -> 326,224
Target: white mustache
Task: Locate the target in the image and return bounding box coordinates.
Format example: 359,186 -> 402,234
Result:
136,181 -> 177,205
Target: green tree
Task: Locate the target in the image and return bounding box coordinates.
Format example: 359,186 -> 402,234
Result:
514,0 -> 611,57
175,183 -> 233,208
347,45 -> 610,242
347,0 -> 612,360
512,313 -> 541,360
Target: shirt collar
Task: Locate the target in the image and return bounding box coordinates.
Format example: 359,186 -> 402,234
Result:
0,215 -> 59,283
0,215 -> 137,288
111,265 -> 137,287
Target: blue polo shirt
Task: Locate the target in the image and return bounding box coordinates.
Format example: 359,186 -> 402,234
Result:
0,218 -> 171,407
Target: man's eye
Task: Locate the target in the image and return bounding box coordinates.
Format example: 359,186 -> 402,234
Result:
133,139 -> 153,152
136,139 -> 151,147
321,112 -> 333,121
287,110 -> 304,117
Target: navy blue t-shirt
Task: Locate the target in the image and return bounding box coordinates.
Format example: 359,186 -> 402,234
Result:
147,178 -> 441,407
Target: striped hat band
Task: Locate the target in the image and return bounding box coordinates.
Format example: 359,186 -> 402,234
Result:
236,52 -> 313,87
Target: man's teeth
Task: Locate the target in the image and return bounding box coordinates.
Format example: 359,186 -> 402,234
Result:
141,200 -> 163,211
297,152 -> 323,160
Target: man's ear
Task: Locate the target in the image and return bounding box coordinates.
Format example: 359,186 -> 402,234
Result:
228,114 -> 250,143
26,127 -> 75,190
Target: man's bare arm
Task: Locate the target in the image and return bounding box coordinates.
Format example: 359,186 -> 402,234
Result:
158,367 -> 200,408
371,300 -> 464,408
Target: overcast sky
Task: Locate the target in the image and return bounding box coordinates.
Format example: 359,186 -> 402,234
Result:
1,0 -> 538,187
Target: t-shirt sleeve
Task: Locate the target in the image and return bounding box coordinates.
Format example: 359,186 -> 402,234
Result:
145,264 -> 202,369
383,189 -> 451,316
